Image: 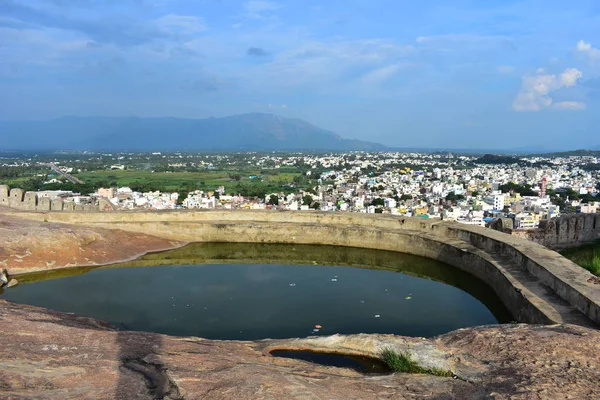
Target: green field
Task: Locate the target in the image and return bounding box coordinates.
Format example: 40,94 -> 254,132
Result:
71,168 -> 307,196
561,240 -> 600,276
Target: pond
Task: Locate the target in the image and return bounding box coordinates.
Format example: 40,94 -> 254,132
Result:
1,243 -> 511,340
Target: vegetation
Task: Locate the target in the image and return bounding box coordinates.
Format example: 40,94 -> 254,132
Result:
380,348 -> 454,377
560,241 -> 600,276
475,154 -> 522,165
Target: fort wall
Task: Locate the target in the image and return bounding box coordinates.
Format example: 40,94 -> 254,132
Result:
0,185 -> 115,212
512,214 -> 600,249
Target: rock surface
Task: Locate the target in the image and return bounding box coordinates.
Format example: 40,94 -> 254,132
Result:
0,299 -> 599,400
0,212 -> 185,275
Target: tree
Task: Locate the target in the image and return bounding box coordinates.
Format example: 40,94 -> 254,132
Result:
400,194 -> 412,201
371,198 -> 385,207
302,195 -> 313,206
445,192 -> 465,202
471,191 -> 480,197
311,202 -> 320,210
268,195 -> 279,205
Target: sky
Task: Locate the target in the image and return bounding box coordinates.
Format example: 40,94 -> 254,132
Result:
1,0 -> 599,150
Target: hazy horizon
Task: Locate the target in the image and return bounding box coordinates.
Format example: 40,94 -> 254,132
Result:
1,0 -> 599,149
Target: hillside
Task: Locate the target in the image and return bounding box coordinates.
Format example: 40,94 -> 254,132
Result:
0,113 -> 386,152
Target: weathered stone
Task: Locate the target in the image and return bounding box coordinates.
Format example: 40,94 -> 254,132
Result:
0,213 -> 185,275
23,192 -> 38,210
0,300 -> 599,400
50,198 -> 64,211
63,201 -> 76,211
0,268 -> 8,286
8,188 -> 25,208
512,214 -> 600,249
36,197 -> 51,211
0,184 -> 9,206
6,278 -> 18,288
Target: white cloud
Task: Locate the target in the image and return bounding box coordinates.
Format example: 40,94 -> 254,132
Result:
512,68 -> 583,111
362,64 -> 400,85
576,40 -> 600,61
155,14 -> 207,35
245,1 -> 281,18
267,103 -> 287,109
576,40 -> 591,52
497,65 -> 515,74
554,101 -> 586,110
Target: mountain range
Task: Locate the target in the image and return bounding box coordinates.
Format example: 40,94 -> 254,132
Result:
0,113 -> 386,152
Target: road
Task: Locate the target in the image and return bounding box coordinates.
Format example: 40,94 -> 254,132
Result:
40,163 -> 84,184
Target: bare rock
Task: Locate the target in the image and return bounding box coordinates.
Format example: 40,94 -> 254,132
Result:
0,300 -> 599,399
0,213 -> 186,275
6,278 -> 18,288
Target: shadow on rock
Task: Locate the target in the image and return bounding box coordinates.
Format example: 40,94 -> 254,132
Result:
115,330 -> 182,400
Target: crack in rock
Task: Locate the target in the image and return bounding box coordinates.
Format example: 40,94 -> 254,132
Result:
122,357 -> 183,400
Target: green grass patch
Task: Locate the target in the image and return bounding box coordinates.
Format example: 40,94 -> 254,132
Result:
380,348 -> 454,377
560,240 -> 600,276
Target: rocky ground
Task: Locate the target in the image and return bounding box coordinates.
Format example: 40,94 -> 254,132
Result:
0,211 -> 185,275
1,211 -> 599,399
0,300 -> 599,399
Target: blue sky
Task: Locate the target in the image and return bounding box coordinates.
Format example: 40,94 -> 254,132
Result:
1,0 -> 599,149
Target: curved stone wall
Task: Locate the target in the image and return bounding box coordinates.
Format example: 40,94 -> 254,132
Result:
9,209 -> 600,328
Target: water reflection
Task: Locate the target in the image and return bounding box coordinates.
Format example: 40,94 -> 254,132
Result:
2,243 -> 511,339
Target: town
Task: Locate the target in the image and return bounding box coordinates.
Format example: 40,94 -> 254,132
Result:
1,151 -> 598,230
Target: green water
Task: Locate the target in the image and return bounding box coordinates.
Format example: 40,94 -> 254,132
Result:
1,243 -> 511,339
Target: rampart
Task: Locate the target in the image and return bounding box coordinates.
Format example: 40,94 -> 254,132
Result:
0,185 -> 115,212
491,214 -> 600,250
8,208 -> 600,329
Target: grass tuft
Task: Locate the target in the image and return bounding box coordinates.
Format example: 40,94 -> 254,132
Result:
560,240 -> 600,276
380,348 -> 454,377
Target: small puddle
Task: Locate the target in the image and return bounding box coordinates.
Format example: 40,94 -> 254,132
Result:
270,350 -> 391,374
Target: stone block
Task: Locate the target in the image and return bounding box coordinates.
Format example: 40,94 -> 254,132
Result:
0,185 -> 8,206
23,192 -> 38,210
9,188 -> 25,208
51,199 -> 64,211
557,218 -> 569,244
63,202 -> 75,211
36,197 -> 51,211
74,204 -> 85,211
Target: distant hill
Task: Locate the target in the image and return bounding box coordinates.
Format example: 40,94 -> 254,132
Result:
0,113 -> 386,152
533,149 -> 600,157
474,153 -> 522,164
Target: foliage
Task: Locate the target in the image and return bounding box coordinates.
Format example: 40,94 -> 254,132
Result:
445,191 -> 465,201
475,154 -> 522,165
499,182 -> 536,196
561,241 -> 600,276
302,194 -> 313,206
371,198 -> 385,207
380,349 -> 453,377
268,195 -> 279,205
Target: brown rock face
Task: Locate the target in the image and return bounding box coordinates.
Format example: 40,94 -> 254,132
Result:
0,213 -> 185,275
0,300 -> 598,400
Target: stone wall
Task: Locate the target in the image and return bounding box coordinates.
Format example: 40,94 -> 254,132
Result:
10,209 -> 600,327
0,185 -> 115,212
493,214 -> 600,249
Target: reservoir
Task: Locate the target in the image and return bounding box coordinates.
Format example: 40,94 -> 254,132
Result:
1,243 -> 510,340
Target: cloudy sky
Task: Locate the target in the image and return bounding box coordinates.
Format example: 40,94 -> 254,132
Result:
1,0 -> 599,149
